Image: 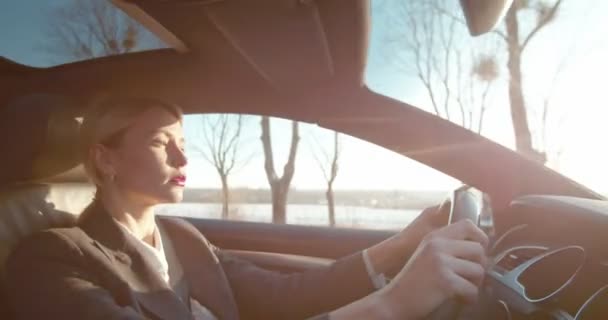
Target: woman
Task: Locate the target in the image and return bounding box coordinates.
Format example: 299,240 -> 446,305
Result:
6,96 -> 488,319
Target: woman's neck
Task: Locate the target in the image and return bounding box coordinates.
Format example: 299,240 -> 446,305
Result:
99,190 -> 157,246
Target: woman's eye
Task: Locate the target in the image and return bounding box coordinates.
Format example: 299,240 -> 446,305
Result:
151,139 -> 167,147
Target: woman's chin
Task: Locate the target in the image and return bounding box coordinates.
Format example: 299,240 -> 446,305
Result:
130,187 -> 184,205
164,188 -> 184,203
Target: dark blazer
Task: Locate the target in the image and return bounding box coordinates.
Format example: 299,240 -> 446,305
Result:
5,201 -> 376,320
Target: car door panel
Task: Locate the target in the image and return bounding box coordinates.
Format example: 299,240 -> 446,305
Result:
185,218 -> 394,272
226,250 -> 333,273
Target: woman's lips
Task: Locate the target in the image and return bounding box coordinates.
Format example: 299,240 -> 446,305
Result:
169,175 -> 186,187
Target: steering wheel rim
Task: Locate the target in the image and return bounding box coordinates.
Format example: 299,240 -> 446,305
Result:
424,186 -> 482,320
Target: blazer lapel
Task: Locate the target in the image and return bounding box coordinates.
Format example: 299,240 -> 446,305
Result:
160,217 -> 240,320
79,202 -> 192,320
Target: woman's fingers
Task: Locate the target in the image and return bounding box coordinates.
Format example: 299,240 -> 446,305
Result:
444,239 -> 488,266
418,238 -> 487,289
445,255 -> 487,287
445,270 -> 480,304
416,221 -> 489,302
429,219 -> 489,250
380,219 -> 490,319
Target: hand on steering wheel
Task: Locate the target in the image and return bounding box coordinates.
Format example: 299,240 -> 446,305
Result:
425,187 -> 490,320
379,218 -> 489,319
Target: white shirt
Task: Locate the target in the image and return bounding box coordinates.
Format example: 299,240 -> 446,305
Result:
115,220 -> 217,320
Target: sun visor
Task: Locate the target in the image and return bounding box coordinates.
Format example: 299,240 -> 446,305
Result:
0,94 -> 82,185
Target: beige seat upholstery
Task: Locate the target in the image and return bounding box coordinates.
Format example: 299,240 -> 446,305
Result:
0,94 -> 94,317
0,183 -> 95,268
0,182 -> 95,319
0,94 -> 90,267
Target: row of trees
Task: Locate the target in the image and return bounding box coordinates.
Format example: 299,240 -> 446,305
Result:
47,0 -> 588,223
191,115 -> 341,225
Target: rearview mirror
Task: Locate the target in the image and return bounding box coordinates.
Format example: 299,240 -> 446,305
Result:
459,0 -> 514,36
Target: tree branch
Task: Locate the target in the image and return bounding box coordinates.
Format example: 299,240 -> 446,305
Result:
45,0 -> 146,60
311,141 -> 330,182
432,1 -> 508,41
477,81 -> 493,134
521,0 -> 564,51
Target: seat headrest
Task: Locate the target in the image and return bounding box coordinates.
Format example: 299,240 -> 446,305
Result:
0,94 -> 82,185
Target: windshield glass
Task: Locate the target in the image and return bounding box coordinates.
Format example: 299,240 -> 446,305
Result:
0,0 -> 166,67
366,0 -> 608,194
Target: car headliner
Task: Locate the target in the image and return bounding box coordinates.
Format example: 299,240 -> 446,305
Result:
0,0 -> 602,209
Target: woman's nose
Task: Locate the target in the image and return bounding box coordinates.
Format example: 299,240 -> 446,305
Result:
171,144 -> 188,167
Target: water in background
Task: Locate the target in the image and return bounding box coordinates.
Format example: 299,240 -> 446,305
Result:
156,203 -> 422,230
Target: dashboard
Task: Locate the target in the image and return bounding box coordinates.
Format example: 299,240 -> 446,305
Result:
469,195 -> 608,320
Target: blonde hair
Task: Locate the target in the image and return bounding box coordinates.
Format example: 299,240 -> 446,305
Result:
79,96 -> 183,187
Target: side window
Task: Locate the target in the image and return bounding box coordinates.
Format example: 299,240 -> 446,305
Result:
156,113 -> 460,230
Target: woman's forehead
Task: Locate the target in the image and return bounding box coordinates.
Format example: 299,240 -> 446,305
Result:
128,107 -> 183,138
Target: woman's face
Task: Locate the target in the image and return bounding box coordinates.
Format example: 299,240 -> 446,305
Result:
106,106 -> 188,206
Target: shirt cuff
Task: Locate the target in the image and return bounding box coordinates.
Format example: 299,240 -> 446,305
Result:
362,249 -> 389,290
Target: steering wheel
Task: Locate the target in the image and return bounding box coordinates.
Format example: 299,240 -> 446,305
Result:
424,186 -> 486,320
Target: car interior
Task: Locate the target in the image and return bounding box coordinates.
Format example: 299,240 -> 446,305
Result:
2,0 -> 608,319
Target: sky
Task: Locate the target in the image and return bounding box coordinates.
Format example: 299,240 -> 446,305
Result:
360,0 -> 608,193
2,0 -> 608,193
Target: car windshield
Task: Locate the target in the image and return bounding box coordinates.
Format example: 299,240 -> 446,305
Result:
365,0 -> 608,195
0,0 -> 166,67
2,1 -> 606,197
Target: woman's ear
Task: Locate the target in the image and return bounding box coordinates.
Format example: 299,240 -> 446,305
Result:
90,144 -> 117,181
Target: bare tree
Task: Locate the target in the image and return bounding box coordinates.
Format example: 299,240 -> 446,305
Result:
44,0 -> 149,60
501,0 -> 566,162
311,132 -> 340,227
460,53 -> 500,134
190,114 -> 249,219
386,0 -> 575,163
386,0 -> 500,133
261,117 -> 299,224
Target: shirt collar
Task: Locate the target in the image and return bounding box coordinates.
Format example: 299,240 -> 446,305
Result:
114,219 -> 170,283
